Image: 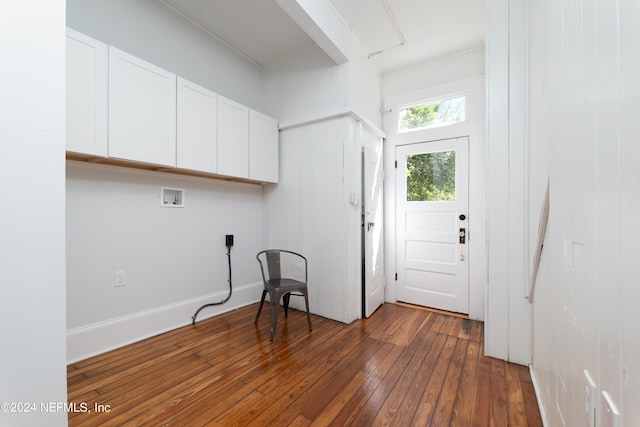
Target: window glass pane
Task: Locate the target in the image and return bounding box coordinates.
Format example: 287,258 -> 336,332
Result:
398,96 -> 466,132
406,150 -> 456,201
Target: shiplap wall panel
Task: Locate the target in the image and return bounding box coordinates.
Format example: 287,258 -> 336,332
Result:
619,0 -> 640,423
263,117 -> 361,324
524,0 -> 640,425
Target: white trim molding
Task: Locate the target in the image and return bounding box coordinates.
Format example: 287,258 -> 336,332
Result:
279,107 -> 385,138
67,281 -> 262,363
529,364 -> 549,427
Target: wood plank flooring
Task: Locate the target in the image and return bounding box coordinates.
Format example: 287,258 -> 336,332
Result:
67,303 -> 543,426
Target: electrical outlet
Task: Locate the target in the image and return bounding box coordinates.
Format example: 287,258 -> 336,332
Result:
115,270 -> 126,287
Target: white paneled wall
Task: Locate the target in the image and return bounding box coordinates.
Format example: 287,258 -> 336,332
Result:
263,116 -> 362,323
523,0 -> 640,425
486,0 -> 532,366
619,0 -> 640,422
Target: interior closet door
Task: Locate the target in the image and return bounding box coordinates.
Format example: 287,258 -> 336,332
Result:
362,126 -> 385,317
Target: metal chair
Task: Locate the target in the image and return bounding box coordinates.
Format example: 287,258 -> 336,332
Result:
255,249 -> 312,340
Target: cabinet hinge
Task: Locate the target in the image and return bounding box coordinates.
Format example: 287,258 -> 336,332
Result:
394,160 -> 397,168
395,273 -> 398,280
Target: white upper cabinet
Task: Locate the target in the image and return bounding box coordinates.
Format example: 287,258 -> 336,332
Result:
65,29 -> 108,157
217,96 -> 249,178
108,46 -> 177,167
176,77 -> 218,173
249,110 -> 279,183
65,30 -> 279,183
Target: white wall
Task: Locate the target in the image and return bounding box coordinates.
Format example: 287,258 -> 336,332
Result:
0,1 -> 68,426
263,44 -> 350,122
526,0 -> 640,425
382,48 -> 485,100
348,36 -> 383,127
264,34 -> 382,128
382,76 -> 486,321
66,0 -> 265,111
66,162 -> 265,361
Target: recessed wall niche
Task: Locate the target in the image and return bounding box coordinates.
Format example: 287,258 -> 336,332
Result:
160,187 -> 184,207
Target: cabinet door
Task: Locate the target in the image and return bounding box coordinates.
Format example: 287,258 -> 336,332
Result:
249,110 -> 279,183
217,96 -> 249,178
176,77 -> 218,173
66,29 -> 108,157
108,46 -> 176,167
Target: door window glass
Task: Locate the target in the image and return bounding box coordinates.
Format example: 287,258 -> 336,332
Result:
406,150 -> 456,201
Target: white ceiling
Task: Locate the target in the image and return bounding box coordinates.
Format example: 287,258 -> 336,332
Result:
158,0 -> 485,75
330,0 -> 485,74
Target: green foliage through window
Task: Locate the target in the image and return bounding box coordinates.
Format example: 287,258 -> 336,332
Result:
406,151 -> 456,201
398,96 -> 466,132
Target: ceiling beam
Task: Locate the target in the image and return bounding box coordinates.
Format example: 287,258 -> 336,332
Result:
275,0 -> 350,64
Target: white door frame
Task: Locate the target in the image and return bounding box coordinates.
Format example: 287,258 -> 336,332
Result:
382,76 -> 486,321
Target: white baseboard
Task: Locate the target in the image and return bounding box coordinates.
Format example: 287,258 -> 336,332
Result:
67,281 -> 262,363
529,363 -> 549,427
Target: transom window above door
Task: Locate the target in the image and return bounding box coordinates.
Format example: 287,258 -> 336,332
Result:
398,95 -> 466,132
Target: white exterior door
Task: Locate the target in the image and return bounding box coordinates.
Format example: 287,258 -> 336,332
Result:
362,130 -> 385,317
396,137 -> 469,314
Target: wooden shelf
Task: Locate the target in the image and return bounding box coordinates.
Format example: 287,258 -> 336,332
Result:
66,153 -> 264,186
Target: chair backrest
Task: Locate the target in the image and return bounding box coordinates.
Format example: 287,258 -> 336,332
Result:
257,250 -> 307,284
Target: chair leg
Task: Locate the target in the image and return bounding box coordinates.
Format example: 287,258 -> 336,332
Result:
269,291 -> 279,341
283,293 -> 290,318
303,291 -> 312,332
255,290 -> 267,323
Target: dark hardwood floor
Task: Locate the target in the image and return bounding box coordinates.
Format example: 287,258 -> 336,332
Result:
67,303 -> 542,426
